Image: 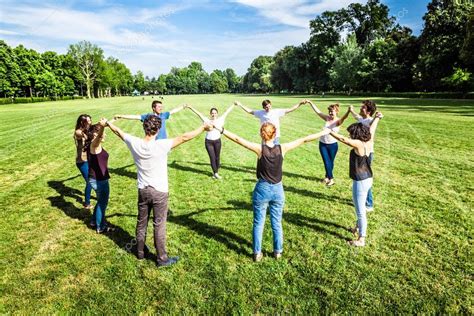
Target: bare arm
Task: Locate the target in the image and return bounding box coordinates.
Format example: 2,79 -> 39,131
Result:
336,107 -> 351,126
169,104 -> 186,115
369,112 -> 383,141
235,101 -> 254,115
329,130 -> 362,149
307,100 -> 329,121
186,105 -> 207,122
284,100 -> 305,115
106,119 -> 125,141
171,123 -> 210,149
91,118 -> 107,149
114,114 -> 141,120
214,126 -> 261,155
281,129 -> 330,155
220,104 -> 235,120
349,105 -> 362,120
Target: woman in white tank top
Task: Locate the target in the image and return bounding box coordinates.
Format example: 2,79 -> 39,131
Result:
186,104 -> 235,179
307,101 -> 350,186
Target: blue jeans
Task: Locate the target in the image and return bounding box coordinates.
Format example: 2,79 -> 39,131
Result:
366,153 -> 374,208
89,178 -> 110,230
352,178 -> 373,237
252,179 -> 285,254
76,162 -> 92,205
319,142 -> 338,179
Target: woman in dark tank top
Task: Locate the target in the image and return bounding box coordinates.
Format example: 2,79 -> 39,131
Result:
329,112 -> 383,247
213,122 -> 330,262
86,118 -> 114,234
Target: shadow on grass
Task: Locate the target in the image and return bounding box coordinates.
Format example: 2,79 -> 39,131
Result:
284,185 -> 353,206
108,164 -> 136,179
284,212 -> 350,241
168,210 -> 252,257
47,177 -> 157,263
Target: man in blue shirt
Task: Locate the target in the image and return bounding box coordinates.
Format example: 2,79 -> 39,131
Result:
114,100 -> 186,139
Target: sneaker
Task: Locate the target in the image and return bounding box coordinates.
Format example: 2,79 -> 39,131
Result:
96,225 -> 115,234
157,256 -> 179,267
83,204 -> 93,210
273,252 -> 282,260
214,173 -> 222,180
321,177 -> 329,184
326,179 -> 335,186
347,238 -> 365,247
253,253 -> 263,262
366,207 -> 374,212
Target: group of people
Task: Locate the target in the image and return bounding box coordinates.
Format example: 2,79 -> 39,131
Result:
73,98 -> 383,266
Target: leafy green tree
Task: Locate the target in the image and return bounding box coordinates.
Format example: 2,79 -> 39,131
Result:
243,56 -> 273,92
329,34 -> 363,92
68,41 -> 104,98
210,70 -> 228,93
14,45 -> 43,97
461,10 -> 474,71
133,70 -> 146,93
0,41 -> 21,97
270,46 -> 295,92
157,74 -> 167,95
224,68 -> 239,92
414,0 -> 472,90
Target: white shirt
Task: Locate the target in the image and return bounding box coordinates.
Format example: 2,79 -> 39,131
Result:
320,120 -> 340,144
357,117 -> 374,153
205,117 -> 225,140
253,109 -> 286,138
123,134 -> 173,192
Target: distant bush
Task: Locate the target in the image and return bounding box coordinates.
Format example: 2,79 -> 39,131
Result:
323,92 -> 474,99
0,96 -> 79,105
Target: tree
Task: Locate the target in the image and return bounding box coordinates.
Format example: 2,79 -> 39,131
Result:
270,46 -> 295,92
329,34 -> 363,92
224,68 -> 239,92
210,70 -> 228,93
243,56 -> 273,92
133,70 -> 146,93
461,10 -> 474,71
68,41 -> 104,98
414,0 -> 471,90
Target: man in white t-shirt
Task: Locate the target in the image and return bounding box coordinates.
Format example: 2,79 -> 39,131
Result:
106,115 -> 211,267
349,100 -> 378,212
236,99 -> 306,144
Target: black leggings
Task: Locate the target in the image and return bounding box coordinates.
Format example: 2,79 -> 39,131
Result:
205,139 -> 221,174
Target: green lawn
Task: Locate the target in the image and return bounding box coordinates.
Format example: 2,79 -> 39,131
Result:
0,94 -> 472,314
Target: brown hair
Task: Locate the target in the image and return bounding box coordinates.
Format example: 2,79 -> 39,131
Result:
262,99 -> 271,108
143,115 -> 162,136
75,114 -> 91,132
347,123 -> 371,142
210,107 -> 218,114
362,100 -> 377,116
260,122 -> 276,141
151,100 -> 163,109
85,123 -> 102,149
328,104 -> 340,113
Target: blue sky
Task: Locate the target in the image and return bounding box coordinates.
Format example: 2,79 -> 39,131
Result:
0,0 -> 429,77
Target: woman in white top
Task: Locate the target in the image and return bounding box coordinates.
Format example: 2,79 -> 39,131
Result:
186,104 -> 235,179
307,101 -> 350,186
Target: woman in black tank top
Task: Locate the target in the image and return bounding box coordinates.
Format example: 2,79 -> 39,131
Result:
329,112 -> 383,247
213,122 -> 330,262
86,118 -> 114,234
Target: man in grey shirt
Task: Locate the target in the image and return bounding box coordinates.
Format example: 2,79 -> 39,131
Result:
106,115 -> 211,267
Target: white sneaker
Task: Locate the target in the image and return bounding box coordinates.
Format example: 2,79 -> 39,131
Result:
366,207 -> 374,212
213,173 -> 222,180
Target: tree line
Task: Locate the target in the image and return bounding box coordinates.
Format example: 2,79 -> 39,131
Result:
1,0 -> 473,99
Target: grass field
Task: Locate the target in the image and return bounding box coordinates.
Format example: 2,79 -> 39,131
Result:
0,94 -> 472,314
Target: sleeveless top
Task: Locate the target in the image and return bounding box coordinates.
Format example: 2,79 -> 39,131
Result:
319,120 -> 339,144
88,149 -> 110,181
349,147 -> 373,181
75,132 -> 88,163
256,144 -> 283,184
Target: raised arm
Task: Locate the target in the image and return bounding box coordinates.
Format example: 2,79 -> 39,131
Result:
329,130 -> 361,149
186,105 -> 207,122
235,101 -> 254,115
106,119 -> 125,141
369,112 -> 383,141
113,114 -> 141,120
349,105 -> 362,120
214,126 -> 261,155
281,129 -> 330,155
220,103 -> 235,120
91,118 -> 107,149
284,99 -> 305,114
171,122 -> 211,149
307,100 -> 329,121
169,104 -> 186,115
336,107 -> 351,126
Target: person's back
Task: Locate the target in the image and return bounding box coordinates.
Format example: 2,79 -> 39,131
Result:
123,134 -> 172,192
257,144 -> 283,184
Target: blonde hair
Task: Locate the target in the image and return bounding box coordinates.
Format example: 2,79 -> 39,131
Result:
260,122 -> 276,141
328,103 -> 340,113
